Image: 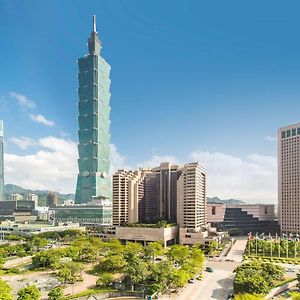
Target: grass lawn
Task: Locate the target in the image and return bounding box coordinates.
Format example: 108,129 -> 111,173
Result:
63,287 -> 117,299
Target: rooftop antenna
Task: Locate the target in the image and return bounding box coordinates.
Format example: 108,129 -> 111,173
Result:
93,15 -> 97,32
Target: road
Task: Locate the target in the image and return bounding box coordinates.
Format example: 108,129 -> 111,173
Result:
159,237 -> 248,300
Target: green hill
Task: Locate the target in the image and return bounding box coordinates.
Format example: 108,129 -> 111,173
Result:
4,184 -> 75,206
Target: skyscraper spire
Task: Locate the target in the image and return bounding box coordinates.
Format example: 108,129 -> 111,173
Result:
93,15 -> 97,32
88,15 -> 101,55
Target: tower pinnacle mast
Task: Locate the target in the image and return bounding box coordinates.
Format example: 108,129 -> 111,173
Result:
93,15 -> 97,32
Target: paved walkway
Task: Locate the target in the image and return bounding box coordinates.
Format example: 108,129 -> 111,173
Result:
63,264 -> 97,298
3,256 -> 32,269
225,237 -> 248,262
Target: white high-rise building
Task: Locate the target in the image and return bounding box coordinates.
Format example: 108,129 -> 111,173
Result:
278,122 -> 300,233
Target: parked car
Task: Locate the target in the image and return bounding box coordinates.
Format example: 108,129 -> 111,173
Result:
286,268 -> 295,272
188,278 -> 196,283
206,267 -> 213,272
227,294 -> 234,299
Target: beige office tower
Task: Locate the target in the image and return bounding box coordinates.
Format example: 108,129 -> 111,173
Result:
112,162 -> 207,230
112,169 -> 149,226
177,162 -> 207,230
278,122 -> 300,233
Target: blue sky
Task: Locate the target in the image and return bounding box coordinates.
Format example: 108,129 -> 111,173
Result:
1,0 -> 300,202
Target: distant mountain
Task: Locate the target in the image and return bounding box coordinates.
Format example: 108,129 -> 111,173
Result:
4,184 -> 75,206
207,196 -> 245,205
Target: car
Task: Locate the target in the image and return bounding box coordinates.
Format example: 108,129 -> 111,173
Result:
188,278 -> 196,283
286,268 -> 295,272
227,294 -> 234,299
206,267 -> 213,272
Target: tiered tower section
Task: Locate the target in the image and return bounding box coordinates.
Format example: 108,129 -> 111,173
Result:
75,16 -> 111,204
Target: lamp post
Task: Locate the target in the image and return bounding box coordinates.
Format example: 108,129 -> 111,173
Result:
255,233 -> 258,256
269,233 -> 273,258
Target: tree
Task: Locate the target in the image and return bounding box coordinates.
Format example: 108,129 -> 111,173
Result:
48,287 -> 63,300
17,285 -> 41,300
208,240 -> 218,254
58,267 -> 73,285
0,279 -> 13,300
123,255 -> 149,290
234,294 -> 264,300
100,253 -> 126,272
167,244 -> 189,266
144,242 -> 165,261
172,269 -> 190,287
291,292 -> 300,300
147,261 -> 175,286
234,268 -> 270,294
96,273 -> 114,287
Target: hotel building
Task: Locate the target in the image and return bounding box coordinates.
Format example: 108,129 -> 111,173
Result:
112,162 -> 207,230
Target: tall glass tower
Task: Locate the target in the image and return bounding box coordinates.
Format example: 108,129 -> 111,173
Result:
0,121 -> 4,201
75,16 -> 111,204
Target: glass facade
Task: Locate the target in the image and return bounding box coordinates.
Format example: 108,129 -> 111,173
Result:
75,17 -> 111,204
53,206 -> 112,225
0,121 -> 4,201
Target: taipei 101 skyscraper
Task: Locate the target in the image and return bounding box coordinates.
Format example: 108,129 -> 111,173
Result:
75,16 -> 111,204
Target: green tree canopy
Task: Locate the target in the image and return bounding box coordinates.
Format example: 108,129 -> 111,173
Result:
17,285 -> 41,300
48,287 -> 63,300
0,279 -> 13,300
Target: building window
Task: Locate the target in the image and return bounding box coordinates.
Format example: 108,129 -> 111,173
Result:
282,131 -> 286,139
292,129 -> 296,136
212,206 -> 216,215
287,130 -> 291,137
265,206 -> 268,214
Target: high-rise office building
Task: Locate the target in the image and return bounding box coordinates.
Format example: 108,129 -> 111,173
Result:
47,192 -> 58,207
0,121 -> 4,201
278,122 -> 300,233
75,16 -> 111,204
112,162 -> 207,229
177,163 -> 207,230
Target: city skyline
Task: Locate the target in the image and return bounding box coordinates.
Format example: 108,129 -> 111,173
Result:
2,1 -> 300,203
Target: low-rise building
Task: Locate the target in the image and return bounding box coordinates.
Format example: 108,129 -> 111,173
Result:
207,203 -> 280,235
49,197 -> 112,228
0,200 -> 37,222
0,221 -> 84,238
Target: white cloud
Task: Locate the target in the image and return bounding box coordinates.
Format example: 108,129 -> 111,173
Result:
190,151 -> 277,203
4,137 -> 78,193
4,136 -> 278,203
264,135 -> 277,142
10,137 -> 36,150
4,138 -> 128,194
10,92 -> 35,109
138,155 -> 178,168
109,144 -> 130,173
30,114 -> 55,126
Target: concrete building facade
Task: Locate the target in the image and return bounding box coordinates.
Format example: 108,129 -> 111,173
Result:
47,192 -> 58,207
278,122 -> 300,233
0,200 -> 37,222
207,203 -> 279,235
25,194 -> 39,206
112,162 -> 207,233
